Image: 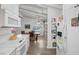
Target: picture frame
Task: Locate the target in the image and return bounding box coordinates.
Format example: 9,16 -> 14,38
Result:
71,17 -> 79,27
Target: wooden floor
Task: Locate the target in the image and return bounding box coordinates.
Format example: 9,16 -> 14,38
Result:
27,36 -> 56,55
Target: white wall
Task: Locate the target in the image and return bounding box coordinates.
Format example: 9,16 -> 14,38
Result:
21,18 -> 37,30
63,4 -> 79,55
19,17 -> 44,36
47,7 -> 62,48
16,17 -> 37,34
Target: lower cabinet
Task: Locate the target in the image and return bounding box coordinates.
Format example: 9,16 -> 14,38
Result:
56,45 -> 65,55
10,39 -> 29,55
10,43 -> 28,55
10,49 -> 16,55
16,43 -> 27,55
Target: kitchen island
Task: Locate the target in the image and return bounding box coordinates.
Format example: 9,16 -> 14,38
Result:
0,34 -> 29,55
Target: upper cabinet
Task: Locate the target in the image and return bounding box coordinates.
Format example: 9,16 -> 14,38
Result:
0,4 -> 21,27
1,4 -> 19,16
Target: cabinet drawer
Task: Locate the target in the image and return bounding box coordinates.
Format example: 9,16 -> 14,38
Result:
10,49 -> 16,55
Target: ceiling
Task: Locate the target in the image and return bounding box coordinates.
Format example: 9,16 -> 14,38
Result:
19,4 -> 63,20
44,4 -> 62,9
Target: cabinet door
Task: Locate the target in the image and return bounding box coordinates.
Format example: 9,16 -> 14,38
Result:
10,49 -> 16,55
4,13 -> 19,27
1,4 -> 20,24
8,17 -> 18,26
2,4 -> 19,16
16,43 -> 26,55
1,4 -> 21,27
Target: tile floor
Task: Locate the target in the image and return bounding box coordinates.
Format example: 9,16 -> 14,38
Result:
27,36 -> 56,55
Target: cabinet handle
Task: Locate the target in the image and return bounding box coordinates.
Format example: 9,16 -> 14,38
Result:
19,40 -> 22,43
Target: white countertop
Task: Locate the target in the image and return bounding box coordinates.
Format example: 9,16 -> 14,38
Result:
0,34 -> 29,55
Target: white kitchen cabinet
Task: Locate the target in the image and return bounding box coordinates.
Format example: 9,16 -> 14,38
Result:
16,43 -> 27,55
1,4 -> 19,16
10,49 -> 16,55
16,34 -> 30,55
0,4 -> 21,27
